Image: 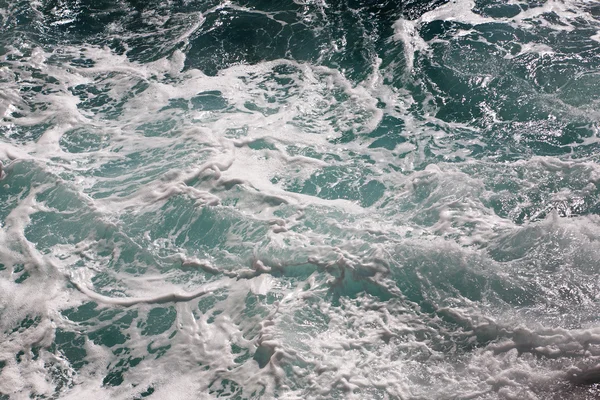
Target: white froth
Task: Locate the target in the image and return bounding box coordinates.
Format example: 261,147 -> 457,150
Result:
2,2 -> 600,398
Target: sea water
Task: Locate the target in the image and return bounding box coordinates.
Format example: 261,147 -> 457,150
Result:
1,0 -> 600,398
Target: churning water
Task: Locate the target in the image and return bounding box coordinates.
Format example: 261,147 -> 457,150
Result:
2,0 -> 600,398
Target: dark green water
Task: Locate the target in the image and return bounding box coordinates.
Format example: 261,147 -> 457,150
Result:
1,0 -> 600,398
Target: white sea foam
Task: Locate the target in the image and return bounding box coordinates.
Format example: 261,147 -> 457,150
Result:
2,2 -> 600,397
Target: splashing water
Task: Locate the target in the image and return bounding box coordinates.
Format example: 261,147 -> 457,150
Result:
2,0 -> 600,398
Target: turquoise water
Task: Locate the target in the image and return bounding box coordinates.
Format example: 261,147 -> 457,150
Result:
1,0 -> 600,398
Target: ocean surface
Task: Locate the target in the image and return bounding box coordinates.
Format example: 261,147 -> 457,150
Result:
1,0 -> 600,398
